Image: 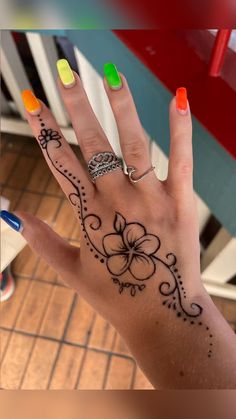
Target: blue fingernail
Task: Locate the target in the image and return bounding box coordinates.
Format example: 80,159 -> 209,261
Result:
0,210 -> 23,232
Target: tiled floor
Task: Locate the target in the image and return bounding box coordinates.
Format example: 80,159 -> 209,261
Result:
0,134 -> 236,390
0,134 -> 152,390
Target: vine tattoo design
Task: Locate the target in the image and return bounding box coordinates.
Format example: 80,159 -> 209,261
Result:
37,115 -> 213,358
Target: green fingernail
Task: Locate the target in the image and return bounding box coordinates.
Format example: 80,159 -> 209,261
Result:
104,63 -> 122,90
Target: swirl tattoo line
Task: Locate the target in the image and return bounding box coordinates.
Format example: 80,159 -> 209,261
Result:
36,118 -> 105,261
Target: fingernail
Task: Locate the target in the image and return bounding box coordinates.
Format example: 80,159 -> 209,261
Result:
0,210 -> 23,233
176,87 -> 188,115
104,63 -> 122,90
22,90 -> 41,115
57,59 -> 75,88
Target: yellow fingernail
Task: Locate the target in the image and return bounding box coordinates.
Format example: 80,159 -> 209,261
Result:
21,90 -> 41,114
57,59 -> 75,88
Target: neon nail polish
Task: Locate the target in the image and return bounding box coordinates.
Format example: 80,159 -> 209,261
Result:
57,59 -> 75,87
104,63 -> 122,90
0,210 -> 23,232
22,90 -> 41,114
176,87 -> 188,114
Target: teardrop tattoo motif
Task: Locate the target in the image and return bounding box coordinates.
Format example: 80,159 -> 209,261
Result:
37,115 -> 214,358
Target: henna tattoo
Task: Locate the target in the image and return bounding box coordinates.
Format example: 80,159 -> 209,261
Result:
36,114 -> 213,358
112,278 -> 146,297
38,128 -> 61,149
103,212 -> 160,280
36,117 -> 105,262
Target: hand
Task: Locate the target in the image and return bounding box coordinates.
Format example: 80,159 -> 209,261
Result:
18,62 -> 199,321
9,61 -> 235,388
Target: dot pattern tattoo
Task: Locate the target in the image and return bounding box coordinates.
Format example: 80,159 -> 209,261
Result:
36,114 -> 213,358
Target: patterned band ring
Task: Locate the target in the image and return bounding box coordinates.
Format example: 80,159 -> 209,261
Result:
87,151 -> 123,182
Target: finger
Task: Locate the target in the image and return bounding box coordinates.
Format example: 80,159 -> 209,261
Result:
103,64 -> 156,187
167,88 -> 193,202
56,59 -> 124,188
22,90 -> 94,224
14,210 -> 81,289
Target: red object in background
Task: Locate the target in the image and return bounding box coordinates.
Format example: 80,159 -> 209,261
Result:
114,30 -> 236,159
110,0 -> 236,27
209,30 -> 232,76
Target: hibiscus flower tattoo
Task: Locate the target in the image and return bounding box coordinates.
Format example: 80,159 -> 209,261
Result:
102,213 -> 160,281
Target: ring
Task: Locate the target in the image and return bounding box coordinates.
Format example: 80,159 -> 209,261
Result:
88,151 -> 123,182
127,165 -> 155,183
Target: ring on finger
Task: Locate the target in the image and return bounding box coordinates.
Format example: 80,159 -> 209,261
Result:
88,151 -> 123,182
126,165 -> 155,184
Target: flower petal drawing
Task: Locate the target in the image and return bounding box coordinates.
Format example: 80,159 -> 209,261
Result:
134,234 -> 160,255
103,233 -> 127,256
51,131 -> 61,140
129,253 -> 156,280
41,128 -> 47,136
123,223 -> 146,248
38,128 -> 62,150
104,214 -> 160,280
107,253 -> 131,276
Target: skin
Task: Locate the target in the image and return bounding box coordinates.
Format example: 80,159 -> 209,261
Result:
15,71 -> 236,389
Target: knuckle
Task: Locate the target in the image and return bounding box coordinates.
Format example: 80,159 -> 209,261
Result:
81,130 -> 105,156
64,91 -> 85,107
111,95 -> 129,115
124,138 -> 148,161
175,159 -> 193,176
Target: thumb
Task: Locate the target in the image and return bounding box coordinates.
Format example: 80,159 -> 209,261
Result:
1,210 -> 80,283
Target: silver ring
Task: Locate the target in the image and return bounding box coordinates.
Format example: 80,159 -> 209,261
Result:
127,165 -> 155,183
88,151 -> 123,182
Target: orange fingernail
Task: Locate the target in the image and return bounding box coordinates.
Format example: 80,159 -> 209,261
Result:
176,87 -> 188,114
22,90 -> 41,114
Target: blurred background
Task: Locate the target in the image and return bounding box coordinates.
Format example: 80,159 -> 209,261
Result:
0,29 -> 236,389
1,0 -> 236,28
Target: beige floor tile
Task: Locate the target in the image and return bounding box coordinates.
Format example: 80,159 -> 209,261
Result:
53,200 -> 77,237
0,152 -> 18,184
45,176 -> 64,197
0,279 -> 29,329
89,315 -> 116,351
34,258 -> 58,283
39,286 -> 75,339
27,158 -> 50,192
0,329 -> 10,363
15,191 -> 42,214
77,349 -> 108,389
15,281 -> 53,334
1,187 -> 21,211
65,296 -> 95,345
105,356 -> 134,389
8,155 -> 36,189
112,333 -> 131,356
35,195 -> 61,224
49,344 -> 84,389
21,338 -> 59,389
1,332 -> 34,389
12,245 -> 39,277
